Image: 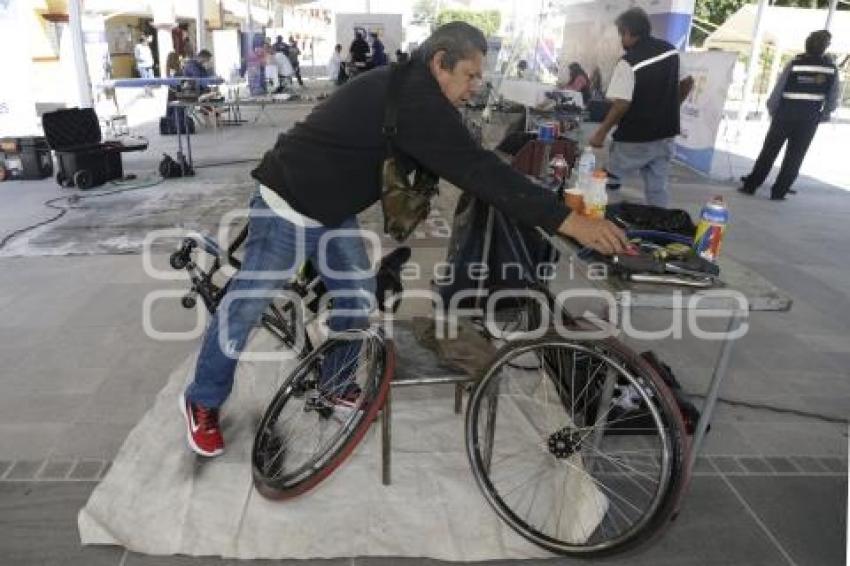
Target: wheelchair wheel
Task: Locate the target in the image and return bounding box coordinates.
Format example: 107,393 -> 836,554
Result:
465,335 -> 688,556
252,328 -> 394,499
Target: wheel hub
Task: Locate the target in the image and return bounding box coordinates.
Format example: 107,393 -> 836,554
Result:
547,427 -> 582,458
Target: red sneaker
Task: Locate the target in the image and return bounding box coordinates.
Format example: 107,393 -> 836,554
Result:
180,394 -> 224,457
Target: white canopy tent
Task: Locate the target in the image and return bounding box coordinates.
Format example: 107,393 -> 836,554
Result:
705,4 -> 850,54
704,4 -> 848,127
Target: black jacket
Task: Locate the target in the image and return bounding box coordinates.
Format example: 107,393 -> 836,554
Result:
251,60 -> 570,233
614,37 -> 681,143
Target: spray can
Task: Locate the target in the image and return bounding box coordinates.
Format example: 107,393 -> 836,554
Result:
693,196 -> 729,262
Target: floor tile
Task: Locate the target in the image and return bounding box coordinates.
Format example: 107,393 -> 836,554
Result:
0,482 -> 123,565
729,475 -> 848,566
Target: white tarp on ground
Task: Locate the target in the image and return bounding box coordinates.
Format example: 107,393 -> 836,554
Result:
78,330 -> 606,560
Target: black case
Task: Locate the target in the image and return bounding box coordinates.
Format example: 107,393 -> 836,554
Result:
0,137 -> 53,180
42,108 -> 145,189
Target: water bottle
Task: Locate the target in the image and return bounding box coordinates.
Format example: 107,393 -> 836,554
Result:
693,196 -> 729,262
577,146 -> 596,192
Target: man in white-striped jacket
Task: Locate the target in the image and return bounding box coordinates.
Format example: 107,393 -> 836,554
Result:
739,30 -> 840,200
589,7 -> 693,208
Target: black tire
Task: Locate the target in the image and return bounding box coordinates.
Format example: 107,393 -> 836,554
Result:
252,328 -> 394,499
465,334 -> 688,557
73,169 -> 93,190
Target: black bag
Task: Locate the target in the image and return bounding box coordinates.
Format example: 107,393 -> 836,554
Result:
159,106 -> 195,135
575,350 -> 702,436
606,202 -> 697,237
380,62 -> 440,242
158,153 -> 193,178
640,351 -> 702,435
435,193 -> 558,309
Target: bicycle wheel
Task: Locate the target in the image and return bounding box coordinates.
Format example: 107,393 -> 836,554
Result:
466,334 -> 688,556
252,328 -> 394,499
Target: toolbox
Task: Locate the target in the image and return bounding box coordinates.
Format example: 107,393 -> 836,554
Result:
41,108 -> 147,189
0,137 -> 53,180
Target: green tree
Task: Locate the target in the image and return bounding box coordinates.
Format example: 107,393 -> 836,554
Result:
435,9 -> 502,37
412,0 -> 438,28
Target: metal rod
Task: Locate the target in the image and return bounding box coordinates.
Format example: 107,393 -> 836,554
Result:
687,311 -> 744,473
737,0 -> 770,132
381,390 -> 391,485
392,376 -> 473,387
482,385 -> 500,474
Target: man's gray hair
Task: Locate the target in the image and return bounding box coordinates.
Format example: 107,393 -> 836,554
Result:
416,22 -> 487,70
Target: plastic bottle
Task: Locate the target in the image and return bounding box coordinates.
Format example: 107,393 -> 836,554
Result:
583,169 -> 608,219
693,196 -> 729,262
549,153 -> 569,183
576,146 -> 596,191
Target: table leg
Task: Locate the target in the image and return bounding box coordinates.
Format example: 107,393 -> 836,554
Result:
185,108 -> 193,170
173,106 -> 183,164
454,383 -> 463,414
381,389 -> 392,486
587,366 -> 617,473
687,311 -> 744,474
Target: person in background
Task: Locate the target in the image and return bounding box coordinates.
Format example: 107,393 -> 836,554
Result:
134,35 -> 155,79
739,30 -> 840,200
273,35 -> 294,89
516,59 -> 529,79
370,32 -> 388,67
182,48 -> 213,80
263,39 -> 278,93
328,43 -> 344,85
288,35 -> 304,87
588,7 -> 693,208
561,62 -> 592,105
165,48 -> 183,78
349,31 -> 370,76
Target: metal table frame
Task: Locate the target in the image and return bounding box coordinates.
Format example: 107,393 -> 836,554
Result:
542,233 -> 792,476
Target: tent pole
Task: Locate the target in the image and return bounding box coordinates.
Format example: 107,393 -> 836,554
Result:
736,0 -> 769,134
764,42 -> 783,122
826,0 -> 838,31
68,0 -> 93,108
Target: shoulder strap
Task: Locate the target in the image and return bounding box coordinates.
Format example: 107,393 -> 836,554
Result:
382,62 -> 409,144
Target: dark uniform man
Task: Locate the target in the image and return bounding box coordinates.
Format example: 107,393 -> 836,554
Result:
739,30 -> 840,200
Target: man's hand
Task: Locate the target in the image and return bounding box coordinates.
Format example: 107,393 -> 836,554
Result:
588,129 -> 606,148
558,213 -> 628,255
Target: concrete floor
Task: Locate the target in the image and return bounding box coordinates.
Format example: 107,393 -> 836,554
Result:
0,97 -> 847,565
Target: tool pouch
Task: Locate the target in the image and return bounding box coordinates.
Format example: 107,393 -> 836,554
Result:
380,62 -> 440,242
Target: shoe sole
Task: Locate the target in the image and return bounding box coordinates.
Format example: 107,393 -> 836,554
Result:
179,393 -> 224,458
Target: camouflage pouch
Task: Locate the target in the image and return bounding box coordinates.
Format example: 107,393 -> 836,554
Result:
381,157 -> 439,242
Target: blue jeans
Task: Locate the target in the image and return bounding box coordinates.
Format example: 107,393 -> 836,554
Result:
185,192 -> 375,408
138,66 -> 154,79
607,138 -> 675,208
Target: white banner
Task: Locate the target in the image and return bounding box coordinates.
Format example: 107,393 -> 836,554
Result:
0,0 -> 39,136
674,50 -> 737,175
